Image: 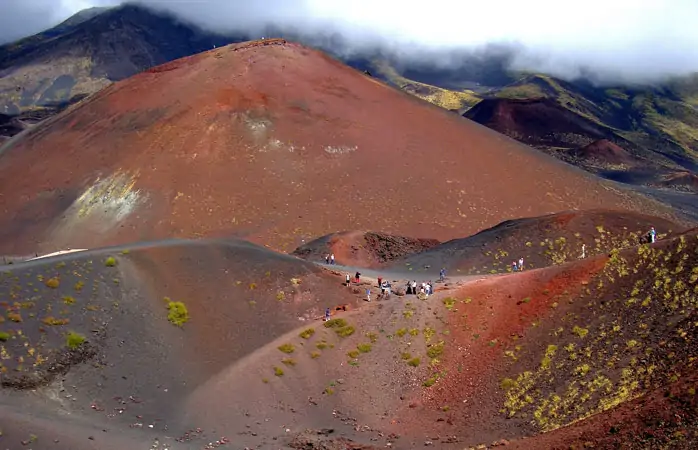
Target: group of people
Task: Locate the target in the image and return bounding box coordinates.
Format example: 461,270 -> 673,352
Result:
511,257 -> 525,272
325,253 -> 336,265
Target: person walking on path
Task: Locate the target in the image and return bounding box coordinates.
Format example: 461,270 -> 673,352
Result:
366,287 -> 371,302
518,257 -> 524,271
411,280 -> 417,295
330,253 -> 335,265
325,254 -> 330,264
581,244 -> 586,259
439,268 -> 446,282
649,227 -> 657,243
346,273 -> 351,286
355,271 -> 361,283
324,308 -> 331,321
377,276 -> 383,289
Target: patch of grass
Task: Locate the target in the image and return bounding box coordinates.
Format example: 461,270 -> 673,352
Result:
423,374 -> 439,387
403,310 -> 414,319
0,332 -> 10,342
45,277 -> 60,289
41,316 -> 69,326
409,328 -> 420,336
278,343 -> 295,354
365,332 -> 378,343
357,343 -> 372,353
408,357 -> 421,367
311,351 -> 321,359
66,331 -> 86,349
401,352 -> 412,360
324,318 -> 347,328
62,296 -> 76,305
274,366 -> 284,376
316,341 -> 328,350
299,328 -> 315,339
443,297 -> 456,310
281,358 -> 296,366
395,328 -> 407,337
276,291 -> 285,301
166,300 -> 189,327
501,377 -> 516,391
522,297 -> 531,304
74,281 -> 85,291
104,257 -> 117,267
427,341 -> 445,359
324,387 -> 334,395
7,312 -> 22,323
572,325 -> 589,338
335,325 -> 355,338
347,350 -> 360,358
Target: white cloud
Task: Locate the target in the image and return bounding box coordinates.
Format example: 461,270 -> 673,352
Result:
2,0 -> 698,83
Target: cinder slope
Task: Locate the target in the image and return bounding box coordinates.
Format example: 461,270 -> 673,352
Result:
0,40 -> 680,254
292,230 -> 441,267
390,228 -> 698,448
388,209 -> 681,275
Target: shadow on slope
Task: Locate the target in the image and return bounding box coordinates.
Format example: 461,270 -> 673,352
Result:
388,209 -> 680,276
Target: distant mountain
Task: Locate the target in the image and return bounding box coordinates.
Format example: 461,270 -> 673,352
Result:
0,4 -> 235,117
455,74 -> 698,193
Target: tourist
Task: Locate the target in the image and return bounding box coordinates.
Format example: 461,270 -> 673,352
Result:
355,271 -> 361,283
324,308 -> 331,321
512,261 -> 518,272
346,273 -> 351,286
518,257 -> 524,271
330,253 -> 335,265
649,227 -> 656,243
439,268 -> 446,282
366,287 -> 371,302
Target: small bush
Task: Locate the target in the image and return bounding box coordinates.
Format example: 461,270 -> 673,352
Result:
0,331 -> 10,342
427,341 -> 445,359
365,332 -> 378,343
407,357 -> 421,367
7,312 -> 22,323
335,325 -> 355,338
104,257 -> 117,267
572,325 -> 589,338
42,316 -> 69,326
316,341 -> 328,350
403,310 -> 414,319
501,378 -> 516,391
409,328 -> 420,336
66,331 -> 86,349
324,318 -> 347,329
274,366 -> 284,376
74,281 -> 85,291
395,328 -> 407,337
45,277 -> 60,289
347,350 -> 360,358
62,296 -> 76,305
311,351 -> 321,359
278,343 -> 295,354
357,343 -> 372,353
443,297 -> 456,310
276,291 -> 285,301
299,328 -> 315,339
281,358 -> 296,366
401,352 -> 412,360
167,301 -> 189,327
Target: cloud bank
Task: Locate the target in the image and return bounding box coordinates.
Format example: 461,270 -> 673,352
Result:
2,0 -> 698,84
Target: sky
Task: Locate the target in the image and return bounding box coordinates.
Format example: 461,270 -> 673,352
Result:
1,0 -> 698,84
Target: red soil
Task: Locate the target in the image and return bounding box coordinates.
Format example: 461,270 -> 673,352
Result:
0,39 -> 678,254
292,230 -> 440,267
571,139 -> 638,166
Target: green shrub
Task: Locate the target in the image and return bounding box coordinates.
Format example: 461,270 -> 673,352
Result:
45,277 -> 60,289
0,331 -> 10,342
299,328 -> 315,339
167,300 -> 189,326
336,325 -> 355,337
278,343 -> 295,354
66,331 -> 86,349
357,343 -> 372,353
274,366 -> 284,376
105,257 -> 117,267
407,357 -> 421,367
324,318 -> 347,328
